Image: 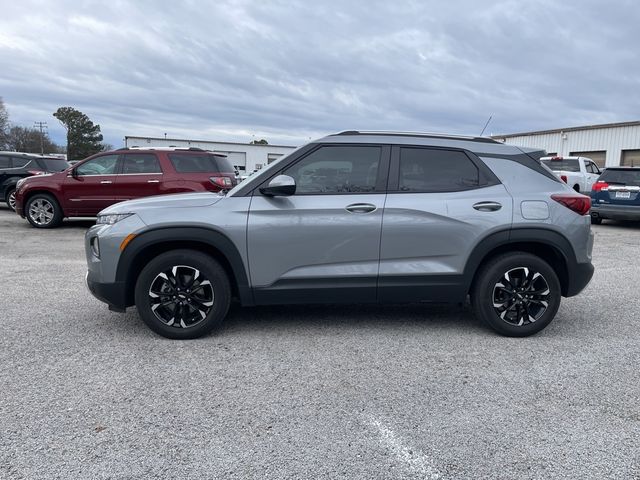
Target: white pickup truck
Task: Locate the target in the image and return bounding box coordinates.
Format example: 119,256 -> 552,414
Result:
540,156 -> 603,193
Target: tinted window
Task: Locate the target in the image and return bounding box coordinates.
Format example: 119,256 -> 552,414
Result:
541,159 -> 580,172
399,148 -> 479,192
12,157 -> 31,168
76,155 -> 119,175
122,154 -> 161,174
599,169 -> 640,185
36,158 -> 69,172
283,146 -> 381,194
168,153 -> 234,173
0,156 -> 10,168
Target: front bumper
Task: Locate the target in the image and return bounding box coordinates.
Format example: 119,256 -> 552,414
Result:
591,204 -> 640,221
86,270 -> 128,312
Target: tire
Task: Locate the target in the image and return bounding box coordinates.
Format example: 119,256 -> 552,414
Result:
134,249 -> 231,339
591,216 -> 602,225
471,252 -> 561,337
5,187 -> 16,211
25,193 -> 63,228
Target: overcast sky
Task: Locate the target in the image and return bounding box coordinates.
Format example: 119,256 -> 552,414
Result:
1,0 -> 638,148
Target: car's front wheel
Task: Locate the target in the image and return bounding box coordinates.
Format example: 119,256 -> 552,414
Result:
134,249 -> 231,339
472,252 -> 561,337
25,193 -> 63,228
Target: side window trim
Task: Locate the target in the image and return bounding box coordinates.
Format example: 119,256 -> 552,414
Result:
253,143 -> 391,196
388,145 -> 500,193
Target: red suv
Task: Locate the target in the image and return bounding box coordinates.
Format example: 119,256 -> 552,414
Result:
14,147 -> 238,228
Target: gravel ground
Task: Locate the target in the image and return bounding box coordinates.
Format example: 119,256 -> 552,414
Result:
1,206 -> 639,479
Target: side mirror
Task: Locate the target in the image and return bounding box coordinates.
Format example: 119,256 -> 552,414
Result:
260,174 -> 296,196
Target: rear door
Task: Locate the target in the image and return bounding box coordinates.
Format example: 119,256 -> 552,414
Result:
379,146 -> 512,302
115,153 -> 164,201
63,154 -> 119,215
247,144 -> 389,303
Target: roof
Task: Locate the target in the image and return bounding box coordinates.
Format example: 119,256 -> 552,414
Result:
124,136 -> 297,149
492,120 -> 640,139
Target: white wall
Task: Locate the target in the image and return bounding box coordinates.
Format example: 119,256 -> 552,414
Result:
124,136 -> 297,172
494,124 -> 640,167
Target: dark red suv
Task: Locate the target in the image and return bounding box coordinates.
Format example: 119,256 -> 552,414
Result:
14,147 -> 237,228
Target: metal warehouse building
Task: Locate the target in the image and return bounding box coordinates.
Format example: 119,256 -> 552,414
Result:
125,136 -> 297,174
492,121 -> 640,168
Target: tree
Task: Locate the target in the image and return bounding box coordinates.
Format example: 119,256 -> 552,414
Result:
53,107 -> 104,160
0,97 -> 9,150
5,126 -> 61,154
250,138 -> 268,145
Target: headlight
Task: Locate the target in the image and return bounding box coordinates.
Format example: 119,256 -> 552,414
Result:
96,213 -> 134,225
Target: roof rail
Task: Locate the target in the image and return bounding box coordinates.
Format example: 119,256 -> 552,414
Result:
330,130 -> 500,144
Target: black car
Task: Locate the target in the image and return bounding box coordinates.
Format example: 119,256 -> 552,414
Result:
590,167 -> 640,224
0,152 -> 70,211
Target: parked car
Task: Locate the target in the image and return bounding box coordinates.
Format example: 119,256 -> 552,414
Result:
540,156 -> 602,193
0,152 -> 69,211
14,147 -> 237,228
590,167 -> 640,224
84,131 -> 594,339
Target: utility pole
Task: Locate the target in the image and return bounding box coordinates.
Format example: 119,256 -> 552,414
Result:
34,121 -> 48,155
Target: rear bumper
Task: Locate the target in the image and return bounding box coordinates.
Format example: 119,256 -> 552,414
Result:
86,271 -> 128,312
565,261 -> 594,297
591,204 -> 640,221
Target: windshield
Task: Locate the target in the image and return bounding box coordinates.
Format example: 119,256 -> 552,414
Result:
599,169 -> 640,185
541,159 -> 580,172
38,158 -> 70,172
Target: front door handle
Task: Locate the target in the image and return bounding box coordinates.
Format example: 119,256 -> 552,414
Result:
345,203 -> 377,214
147,180 -> 160,183
473,201 -> 502,212
100,180 -> 113,184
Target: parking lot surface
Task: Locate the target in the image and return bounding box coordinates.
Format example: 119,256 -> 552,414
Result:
1,207 -> 639,479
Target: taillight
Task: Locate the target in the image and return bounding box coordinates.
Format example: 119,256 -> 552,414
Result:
551,194 -> 591,216
560,175 -> 568,183
210,176 -> 232,189
27,170 -> 45,175
592,181 -> 609,192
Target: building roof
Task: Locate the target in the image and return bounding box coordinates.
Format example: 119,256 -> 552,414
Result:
124,135 -> 297,149
492,120 -> 640,139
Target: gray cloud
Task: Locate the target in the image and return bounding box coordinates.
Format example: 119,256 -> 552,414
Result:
1,0 -> 638,148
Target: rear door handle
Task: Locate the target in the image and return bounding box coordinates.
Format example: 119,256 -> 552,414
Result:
473,201 -> 502,212
147,180 -> 160,183
345,203 -> 377,214
100,180 -> 113,184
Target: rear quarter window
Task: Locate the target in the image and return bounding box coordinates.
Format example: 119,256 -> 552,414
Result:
168,153 -> 234,173
0,156 -> 10,168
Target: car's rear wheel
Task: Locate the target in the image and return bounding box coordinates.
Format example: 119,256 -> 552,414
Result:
134,249 -> 231,339
5,187 -> 16,211
472,252 -> 561,337
25,193 -> 63,228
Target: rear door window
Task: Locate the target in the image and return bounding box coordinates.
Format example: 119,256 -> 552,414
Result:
121,154 -> 162,174
398,148 -> 479,192
12,157 -> 32,168
0,157 -> 10,168
168,153 -> 233,173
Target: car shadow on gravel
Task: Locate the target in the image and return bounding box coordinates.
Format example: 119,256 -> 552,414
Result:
220,302 -> 487,335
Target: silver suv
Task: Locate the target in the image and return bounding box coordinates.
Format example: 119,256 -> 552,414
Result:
84,131 -> 594,339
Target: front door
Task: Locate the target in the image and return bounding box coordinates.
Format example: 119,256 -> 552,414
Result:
115,153 -> 164,201
63,154 -> 119,215
247,144 -> 389,304
379,146 -> 513,302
